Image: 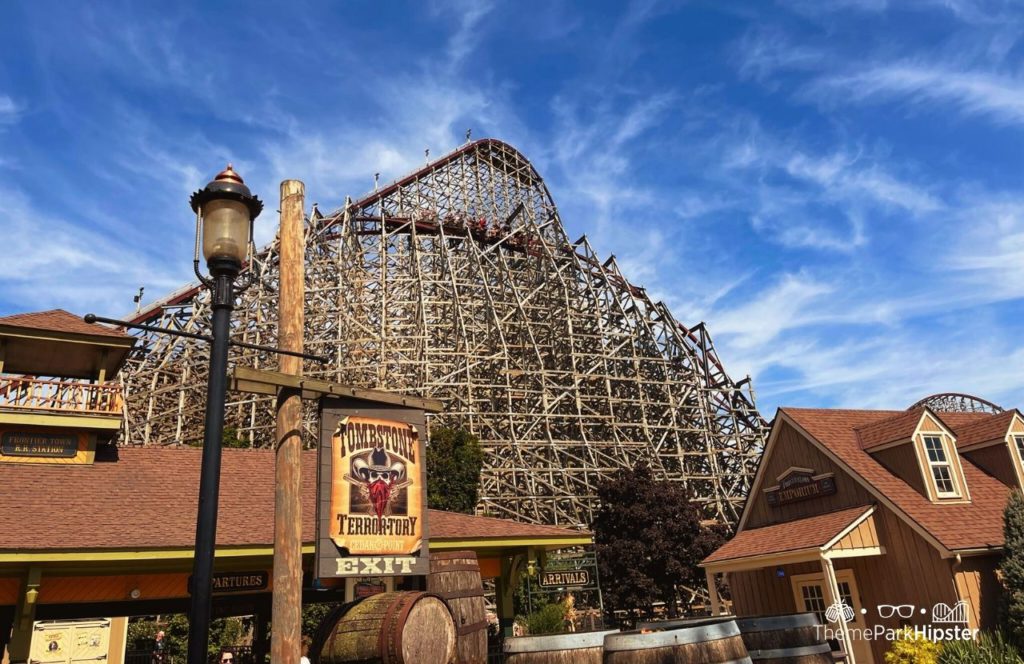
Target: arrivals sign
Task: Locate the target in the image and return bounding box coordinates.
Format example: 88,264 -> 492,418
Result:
316,397 -> 430,579
539,569 -> 591,588
765,468 -> 837,507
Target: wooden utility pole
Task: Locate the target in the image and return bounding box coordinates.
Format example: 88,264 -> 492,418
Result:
272,179 -> 305,664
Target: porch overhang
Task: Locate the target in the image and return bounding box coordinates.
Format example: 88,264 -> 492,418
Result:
702,504 -> 883,574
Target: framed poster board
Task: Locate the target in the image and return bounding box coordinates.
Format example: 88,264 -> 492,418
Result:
316,396 -> 430,579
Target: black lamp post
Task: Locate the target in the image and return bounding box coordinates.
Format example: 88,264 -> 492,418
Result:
186,165 -> 262,664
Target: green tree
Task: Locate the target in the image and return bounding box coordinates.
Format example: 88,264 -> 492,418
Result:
426,427 -> 484,513
126,614 -> 248,661
592,462 -> 726,623
303,602 -> 340,638
1001,491 -> 1024,646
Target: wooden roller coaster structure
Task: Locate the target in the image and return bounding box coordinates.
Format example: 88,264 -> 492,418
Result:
120,138 -> 767,527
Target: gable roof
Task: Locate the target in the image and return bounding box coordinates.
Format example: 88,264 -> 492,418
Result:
0,309 -> 130,340
855,407 -> 926,450
0,447 -> 586,552
954,410 -> 1020,449
704,505 -> 874,565
778,408 -> 1010,553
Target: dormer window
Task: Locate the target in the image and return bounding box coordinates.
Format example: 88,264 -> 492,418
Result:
924,435 -> 958,497
1014,435 -> 1024,465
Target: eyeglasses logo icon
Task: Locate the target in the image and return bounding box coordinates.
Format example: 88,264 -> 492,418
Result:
877,604 -> 915,619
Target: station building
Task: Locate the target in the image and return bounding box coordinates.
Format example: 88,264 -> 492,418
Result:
0,310 -> 590,663
702,400 -> 1023,664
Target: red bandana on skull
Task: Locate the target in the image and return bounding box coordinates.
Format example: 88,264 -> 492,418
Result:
352,446 -> 405,525
369,478 -> 392,524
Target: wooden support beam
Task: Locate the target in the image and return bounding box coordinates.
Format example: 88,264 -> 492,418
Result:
271,179 -> 305,664
8,567 -> 41,663
230,365 -> 444,412
820,556 -> 856,664
705,569 -> 722,616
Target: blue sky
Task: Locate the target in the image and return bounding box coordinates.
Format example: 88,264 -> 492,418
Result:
1,0 -> 1022,414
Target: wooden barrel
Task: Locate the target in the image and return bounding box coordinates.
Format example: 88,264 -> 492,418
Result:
428,551 -> 488,664
504,629 -> 618,664
736,614 -> 834,663
319,591 -> 456,664
603,620 -> 751,664
636,617 -> 737,631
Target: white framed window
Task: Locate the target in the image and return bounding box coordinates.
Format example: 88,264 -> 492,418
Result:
923,435 -> 959,498
1014,435 -> 1024,465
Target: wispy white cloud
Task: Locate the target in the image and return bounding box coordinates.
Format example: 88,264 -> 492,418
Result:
438,0 -> 496,70
0,185 -> 183,314
734,27 -> 826,83
0,94 -> 20,125
807,63 -> 1024,124
712,273 -> 835,349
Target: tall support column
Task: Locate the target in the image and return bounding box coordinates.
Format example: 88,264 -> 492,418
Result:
7,567 -> 41,664
252,606 -> 270,664
496,554 -> 524,637
705,569 -> 722,616
187,264 -> 236,664
820,556 -> 856,664
272,180 -> 306,664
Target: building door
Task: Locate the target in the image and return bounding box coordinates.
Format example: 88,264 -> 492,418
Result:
29,618 -> 112,663
791,569 -> 874,664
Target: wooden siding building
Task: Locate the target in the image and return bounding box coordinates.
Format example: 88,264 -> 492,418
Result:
0,309 -> 592,664
702,402 -> 1024,664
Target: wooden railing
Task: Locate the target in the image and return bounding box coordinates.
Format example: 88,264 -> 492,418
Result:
0,375 -> 123,416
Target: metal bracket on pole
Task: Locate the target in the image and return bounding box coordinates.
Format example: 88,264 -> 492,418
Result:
82,314 -> 329,364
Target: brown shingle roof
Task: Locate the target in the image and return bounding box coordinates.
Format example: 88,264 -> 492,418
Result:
855,407 -> 926,449
782,407 -> 1011,552
0,448 -> 586,551
0,309 -> 130,339
954,411 -> 1020,449
704,505 -> 873,564
427,509 -> 586,540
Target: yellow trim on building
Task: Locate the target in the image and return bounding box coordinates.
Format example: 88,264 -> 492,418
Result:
430,537 -> 591,550
0,536 -> 590,564
0,413 -> 122,430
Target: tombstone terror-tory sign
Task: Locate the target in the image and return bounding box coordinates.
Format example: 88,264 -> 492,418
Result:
316,396 -> 430,579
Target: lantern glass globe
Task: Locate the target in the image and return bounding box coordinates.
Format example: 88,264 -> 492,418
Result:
202,198 -> 251,265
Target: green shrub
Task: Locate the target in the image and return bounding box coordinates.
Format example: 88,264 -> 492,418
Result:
1002,491 -> 1024,647
885,627 -> 941,664
939,631 -> 1024,664
525,602 -> 568,635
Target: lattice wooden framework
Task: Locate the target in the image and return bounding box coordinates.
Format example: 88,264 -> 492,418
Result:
120,139 -> 767,527
909,393 -> 1005,414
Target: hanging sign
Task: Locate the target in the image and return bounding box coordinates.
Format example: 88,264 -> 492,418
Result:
539,569 -> 591,588
317,397 -> 430,578
188,571 -> 269,594
0,430 -> 93,465
2,432 -> 78,458
765,468 -> 836,507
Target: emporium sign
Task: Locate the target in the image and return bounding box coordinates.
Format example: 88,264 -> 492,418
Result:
765,468 -> 836,507
316,397 -> 430,579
